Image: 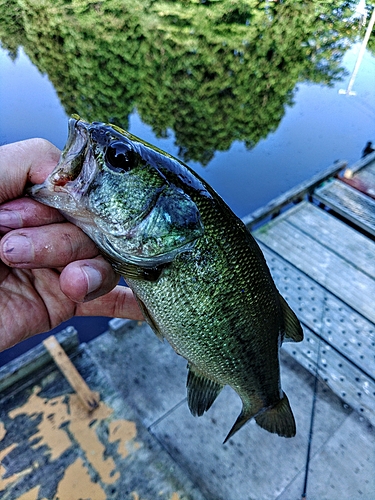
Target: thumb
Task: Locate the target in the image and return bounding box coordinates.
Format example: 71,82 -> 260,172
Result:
0,139 -> 60,204
75,285 -> 144,321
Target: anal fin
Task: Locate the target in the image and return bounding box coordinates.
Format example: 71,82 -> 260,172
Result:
223,407 -> 258,444
187,364 -> 223,417
224,392 -> 296,443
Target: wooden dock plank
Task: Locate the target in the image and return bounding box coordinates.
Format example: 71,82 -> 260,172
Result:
345,163 -> 375,199
354,166 -> 375,186
363,162 -> 375,177
259,244 -> 375,379
255,214 -> 375,324
43,335 -> 100,411
314,179 -> 375,236
0,327 -> 79,394
0,341 -> 205,500
340,159 -> 375,199
342,151 -> 375,177
252,193 -> 375,425
279,201 -> 375,279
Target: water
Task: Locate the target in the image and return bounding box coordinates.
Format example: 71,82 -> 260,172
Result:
0,1 -> 374,365
1,47 -> 374,219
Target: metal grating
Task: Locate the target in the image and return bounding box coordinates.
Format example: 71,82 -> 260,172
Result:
257,242 -> 375,426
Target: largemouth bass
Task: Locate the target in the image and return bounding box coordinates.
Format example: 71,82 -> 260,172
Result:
29,116 -> 303,442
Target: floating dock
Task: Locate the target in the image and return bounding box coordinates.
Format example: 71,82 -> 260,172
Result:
247,152 -> 375,428
0,154 -> 374,500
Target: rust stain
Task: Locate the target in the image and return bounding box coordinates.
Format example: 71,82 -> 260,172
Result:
170,493 -> 181,500
108,419 -> 140,459
131,492 -> 140,500
55,457 -> 106,500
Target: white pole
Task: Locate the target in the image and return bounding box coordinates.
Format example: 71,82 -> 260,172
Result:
339,6 -> 375,96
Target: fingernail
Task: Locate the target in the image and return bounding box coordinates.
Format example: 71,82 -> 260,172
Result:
82,265 -> 103,295
2,235 -> 33,263
0,210 -> 22,229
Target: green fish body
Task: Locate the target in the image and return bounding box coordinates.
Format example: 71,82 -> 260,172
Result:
29,117 -> 303,442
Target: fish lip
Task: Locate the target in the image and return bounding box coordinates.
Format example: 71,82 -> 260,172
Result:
27,117 -> 95,210
49,117 -> 90,189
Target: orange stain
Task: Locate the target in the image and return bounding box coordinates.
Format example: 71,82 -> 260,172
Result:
2,386 -> 142,495
15,485 -> 40,500
108,419 -> 140,459
55,457 -> 106,500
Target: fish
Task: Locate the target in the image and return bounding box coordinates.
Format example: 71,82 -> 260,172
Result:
29,116 -> 303,442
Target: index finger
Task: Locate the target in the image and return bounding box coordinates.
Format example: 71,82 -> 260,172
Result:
0,198 -> 65,234
0,138 -> 60,204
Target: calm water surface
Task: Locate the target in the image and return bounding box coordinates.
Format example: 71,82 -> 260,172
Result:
1,46 -> 375,219
0,1 -> 374,364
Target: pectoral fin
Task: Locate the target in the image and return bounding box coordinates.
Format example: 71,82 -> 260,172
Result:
186,364 -> 223,417
111,260 -> 167,282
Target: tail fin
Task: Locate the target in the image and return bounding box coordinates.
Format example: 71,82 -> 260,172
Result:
255,393 -> 296,437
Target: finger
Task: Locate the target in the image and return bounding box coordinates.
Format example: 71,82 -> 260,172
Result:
59,256 -> 120,303
76,284 -> 144,321
0,139 -> 60,204
0,223 -> 99,268
0,198 -> 65,233
0,260 -> 10,282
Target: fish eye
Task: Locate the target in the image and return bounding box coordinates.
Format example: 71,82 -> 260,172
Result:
105,141 -> 135,173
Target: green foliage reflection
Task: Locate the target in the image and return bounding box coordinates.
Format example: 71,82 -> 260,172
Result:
0,0 -> 362,164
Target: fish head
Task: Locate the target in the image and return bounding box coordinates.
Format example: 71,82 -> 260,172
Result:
29,116 -> 204,267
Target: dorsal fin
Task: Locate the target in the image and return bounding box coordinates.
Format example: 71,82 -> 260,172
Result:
186,364 -> 223,417
279,294 -> 303,343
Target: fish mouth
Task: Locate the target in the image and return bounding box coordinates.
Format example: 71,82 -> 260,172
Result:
28,116 -> 95,210
50,116 -> 89,187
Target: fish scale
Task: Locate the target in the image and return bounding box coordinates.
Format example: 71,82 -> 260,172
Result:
29,117 -> 304,442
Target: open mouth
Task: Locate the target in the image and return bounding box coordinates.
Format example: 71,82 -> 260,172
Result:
27,117 -> 93,210
50,117 -> 89,188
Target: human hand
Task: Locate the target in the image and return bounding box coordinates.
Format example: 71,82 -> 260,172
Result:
0,139 -> 143,352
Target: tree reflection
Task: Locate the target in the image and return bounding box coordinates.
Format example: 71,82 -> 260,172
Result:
365,4 -> 375,56
0,0 -> 362,164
